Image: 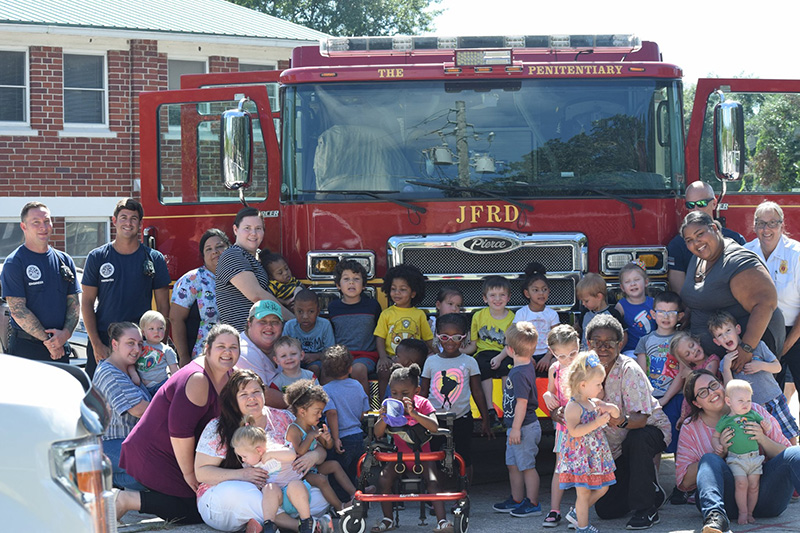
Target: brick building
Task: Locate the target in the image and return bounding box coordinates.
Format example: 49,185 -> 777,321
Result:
0,0 -> 325,266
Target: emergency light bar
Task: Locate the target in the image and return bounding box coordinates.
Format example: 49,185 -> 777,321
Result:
320,34 -> 641,55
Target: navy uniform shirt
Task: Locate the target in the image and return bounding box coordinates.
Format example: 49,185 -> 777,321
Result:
1,245 -> 80,331
82,243 -> 170,333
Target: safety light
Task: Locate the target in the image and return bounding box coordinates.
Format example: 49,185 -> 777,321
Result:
320,34 -> 641,55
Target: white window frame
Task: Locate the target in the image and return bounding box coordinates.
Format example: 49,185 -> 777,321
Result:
0,218 -> 22,263
60,50 -> 114,137
63,217 -> 110,268
165,57 -> 210,140
0,47 -> 37,137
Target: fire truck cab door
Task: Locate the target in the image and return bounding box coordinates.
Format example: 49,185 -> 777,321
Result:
686,77 -> 800,239
138,85 -> 281,259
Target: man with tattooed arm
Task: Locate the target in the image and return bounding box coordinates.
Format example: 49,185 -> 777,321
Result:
1,202 -> 80,362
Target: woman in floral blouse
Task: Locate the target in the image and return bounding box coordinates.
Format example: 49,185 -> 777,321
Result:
170,228 -> 230,366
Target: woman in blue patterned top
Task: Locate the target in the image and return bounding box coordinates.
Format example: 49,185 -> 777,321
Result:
170,228 -> 230,366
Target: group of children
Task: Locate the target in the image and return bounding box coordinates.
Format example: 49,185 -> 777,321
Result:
217,253 -> 800,533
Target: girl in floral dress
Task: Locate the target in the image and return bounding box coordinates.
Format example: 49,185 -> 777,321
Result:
556,352 -> 619,533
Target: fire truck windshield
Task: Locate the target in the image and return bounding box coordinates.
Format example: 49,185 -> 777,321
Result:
282,78 -> 684,202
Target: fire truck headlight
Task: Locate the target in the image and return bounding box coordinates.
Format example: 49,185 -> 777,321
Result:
600,247 -> 667,276
307,251 -> 376,280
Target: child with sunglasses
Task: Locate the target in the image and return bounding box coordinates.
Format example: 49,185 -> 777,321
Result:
421,313 -> 494,482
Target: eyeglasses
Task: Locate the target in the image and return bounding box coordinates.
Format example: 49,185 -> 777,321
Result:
436,333 -> 467,342
551,348 -> 579,360
695,380 -> 721,399
588,339 -> 620,350
653,310 -> 679,317
685,198 -> 713,209
754,219 -> 783,230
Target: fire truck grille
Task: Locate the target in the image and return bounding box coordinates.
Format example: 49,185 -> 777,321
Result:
401,246 -> 575,275
419,277 -> 576,310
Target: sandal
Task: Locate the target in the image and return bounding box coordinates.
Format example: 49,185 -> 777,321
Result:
543,510 -> 562,527
433,519 -> 454,533
371,518 -> 396,532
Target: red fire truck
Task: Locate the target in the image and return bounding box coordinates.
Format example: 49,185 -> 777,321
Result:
138,34 -> 789,414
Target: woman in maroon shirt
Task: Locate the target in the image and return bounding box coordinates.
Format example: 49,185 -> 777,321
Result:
115,323 -> 240,524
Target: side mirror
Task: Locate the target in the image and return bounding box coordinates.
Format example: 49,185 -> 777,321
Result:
220,97 -> 254,192
713,93 -> 745,182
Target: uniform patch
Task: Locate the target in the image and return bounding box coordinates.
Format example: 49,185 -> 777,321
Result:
100,262 -> 115,278
780,260 -> 788,274
26,265 -> 41,281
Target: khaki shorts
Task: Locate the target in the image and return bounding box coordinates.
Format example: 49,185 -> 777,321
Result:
726,450 -> 764,477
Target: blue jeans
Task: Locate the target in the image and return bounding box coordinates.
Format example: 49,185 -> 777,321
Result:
103,438 -> 147,491
328,432 -> 365,500
696,448 -> 800,520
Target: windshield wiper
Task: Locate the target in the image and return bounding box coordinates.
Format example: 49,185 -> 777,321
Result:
585,188 -> 642,228
404,180 -> 534,213
298,189 -> 426,214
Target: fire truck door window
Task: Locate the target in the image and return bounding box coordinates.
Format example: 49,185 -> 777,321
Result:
157,100 -> 268,205
699,92 -> 800,194
283,79 -> 683,202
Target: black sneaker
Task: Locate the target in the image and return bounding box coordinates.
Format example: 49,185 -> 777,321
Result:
669,486 -> 689,505
299,518 -> 314,533
701,510 -> 731,533
626,508 -> 660,530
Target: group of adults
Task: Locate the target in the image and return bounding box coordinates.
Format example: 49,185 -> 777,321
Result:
0,198 -> 316,529
665,182 -> 800,532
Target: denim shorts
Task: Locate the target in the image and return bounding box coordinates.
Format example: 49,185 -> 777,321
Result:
505,420 -> 541,471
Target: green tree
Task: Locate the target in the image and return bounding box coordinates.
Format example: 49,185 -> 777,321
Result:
230,0 -> 442,36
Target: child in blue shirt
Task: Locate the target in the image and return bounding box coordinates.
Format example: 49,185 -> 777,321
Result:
615,262 -> 657,357
283,290 -> 335,376
322,345 -> 370,489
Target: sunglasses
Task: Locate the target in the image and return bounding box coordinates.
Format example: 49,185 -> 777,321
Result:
685,198 -> 713,209
754,219 -> 782,230
588,339 -> 620,350
695,380 -> 721,399
436,333 -> 467,342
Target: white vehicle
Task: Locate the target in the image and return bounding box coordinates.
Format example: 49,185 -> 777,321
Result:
0,355 -> 116,532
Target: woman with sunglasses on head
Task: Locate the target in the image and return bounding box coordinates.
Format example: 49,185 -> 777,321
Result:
680,210 -> 785,374
745,201 -> 800,394
675,369 -> 800,533
583,314 -> 672,530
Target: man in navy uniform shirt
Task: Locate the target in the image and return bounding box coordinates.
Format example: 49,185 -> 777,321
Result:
1,202 -> 80,362
81,198 -> 170,378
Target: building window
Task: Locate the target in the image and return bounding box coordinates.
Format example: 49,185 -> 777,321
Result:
0,220 -> 23,262
168,59 -> 207,128
65,220 -> 108,269
240,63 -> 278,112
168,59 -> 206,90
63,54 -> 106,125
0,50 -> 27,123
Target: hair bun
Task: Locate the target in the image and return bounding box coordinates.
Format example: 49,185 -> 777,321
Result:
524,261 -> 546,277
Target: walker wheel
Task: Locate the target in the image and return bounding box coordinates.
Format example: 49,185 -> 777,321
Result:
453,506 -> 469,533
337,510 -> 366,533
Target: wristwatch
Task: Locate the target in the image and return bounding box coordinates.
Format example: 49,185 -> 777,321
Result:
740,342 -> 754,353
618,416 -> 629,429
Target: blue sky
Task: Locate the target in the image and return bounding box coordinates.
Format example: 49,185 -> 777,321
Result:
430,0 -> 799,85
